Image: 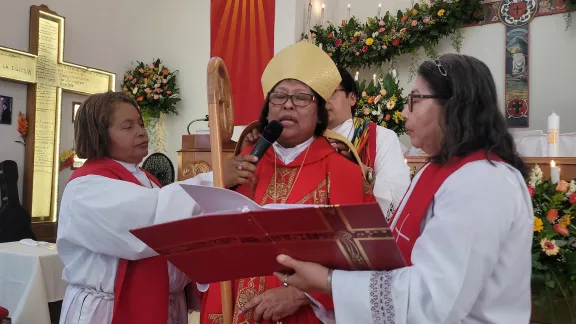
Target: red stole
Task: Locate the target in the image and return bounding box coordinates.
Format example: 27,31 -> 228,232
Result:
351,118 -> 377,170
68,158 -> 169,324
201,137 -> 373,324
391,151 -> 503,266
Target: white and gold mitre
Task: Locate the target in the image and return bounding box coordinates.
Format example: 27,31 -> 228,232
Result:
261,41 -> 341,100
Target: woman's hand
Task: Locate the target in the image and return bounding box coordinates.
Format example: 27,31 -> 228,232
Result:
223,155 -> 258,188
273,255 -> 332,294
241,286 -> 309,322
240,128 -> 261,152
328,138 -> 354,162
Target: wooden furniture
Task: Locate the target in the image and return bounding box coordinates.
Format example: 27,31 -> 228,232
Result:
406,156 -> 576,181
177,134 -> 236,181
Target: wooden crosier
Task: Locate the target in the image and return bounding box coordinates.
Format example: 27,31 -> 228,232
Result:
207,57 -> 235,324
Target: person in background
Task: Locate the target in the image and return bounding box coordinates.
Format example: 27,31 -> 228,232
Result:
272,54 -> 534,323
201,41 -> 375,324
57,91 -> 242,324
1,102 -> 11,124
239,67 -> 410,219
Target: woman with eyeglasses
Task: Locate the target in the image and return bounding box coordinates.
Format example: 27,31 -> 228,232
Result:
199,41 -> 375,324
272,54 -> 534,323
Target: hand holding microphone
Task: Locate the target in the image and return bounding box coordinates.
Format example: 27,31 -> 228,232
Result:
224,121 -> 283,189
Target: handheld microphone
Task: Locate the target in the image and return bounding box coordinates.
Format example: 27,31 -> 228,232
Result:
248,120 -> 283,164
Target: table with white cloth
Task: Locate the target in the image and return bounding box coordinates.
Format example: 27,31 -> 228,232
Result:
0,241 -> 67,324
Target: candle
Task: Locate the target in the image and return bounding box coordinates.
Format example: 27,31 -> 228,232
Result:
373,74 -> 377,85
550,160 -> 560,184
378,4 -> 382,17
391,69 -> 397,78
347,4 -> 351,19
354,71 -> 359,81
548,111 -> 560,157
321,4 -> 325,25
404,158 -> 407,164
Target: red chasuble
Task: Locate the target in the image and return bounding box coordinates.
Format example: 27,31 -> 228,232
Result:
391,151 -> 503,265
201,137 -> 375,324
68,158 -> 170,324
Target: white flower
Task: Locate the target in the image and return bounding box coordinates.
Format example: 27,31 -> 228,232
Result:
374,95 -> 382,104
528,164 -> 543,188
566,180 -> 576,197
132,88 -> 137,95
372,32 -> 379,37
391,69 -> 397,78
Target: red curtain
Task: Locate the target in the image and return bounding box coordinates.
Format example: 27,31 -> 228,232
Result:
210,0 -> 275,126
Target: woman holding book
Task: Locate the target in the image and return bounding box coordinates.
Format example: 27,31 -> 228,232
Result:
271,54 -> 533,323
200,41 -> 375,324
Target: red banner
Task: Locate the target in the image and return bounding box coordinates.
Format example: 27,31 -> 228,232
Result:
210,0 -> 275,126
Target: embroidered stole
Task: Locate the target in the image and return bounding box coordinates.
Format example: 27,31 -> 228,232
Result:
68,158 -> 170,324
351,117 -> 377,169
391,151 -> 503,265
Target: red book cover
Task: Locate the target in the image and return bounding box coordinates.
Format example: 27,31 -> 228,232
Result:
130,185 -> 405,284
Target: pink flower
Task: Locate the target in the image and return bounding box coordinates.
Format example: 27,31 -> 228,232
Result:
166,90 -> 172,95
153,94 -> 160,100
363,108 -> 370,115
411,20 -> 418,27
379,20 -> 385,26
362,46 -> 368,53
378,28 -> 385,33
385,114 -> 391,121
148,63 -> 155,68
335,39 -> 343,47
570,192 -> 576,204
139,68 -> 144,73
423,17 -> 430,23
527,186 -> 535,197
355,52 -> 360,56
145,88 -> 151,93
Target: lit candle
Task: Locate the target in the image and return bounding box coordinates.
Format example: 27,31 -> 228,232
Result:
321,4 -> 325,25
378,4 -> 382,17
354,71 -> 359,81
373,74 -> 377,85
347,4 -> 351,19
548,111 -> 560,157
550,160 -> 560,184
404,158 -> 407,164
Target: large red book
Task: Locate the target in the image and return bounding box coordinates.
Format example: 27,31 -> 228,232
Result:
130,184 -> 406,284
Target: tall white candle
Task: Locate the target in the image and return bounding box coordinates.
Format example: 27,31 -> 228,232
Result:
321,4 -> 325,25
550,160 -> 560,184
548,111 -> 560,157
347,4 -> 351,19
354,71 -> 359,81
378,4 -> 382,17
373,74 -> 377,85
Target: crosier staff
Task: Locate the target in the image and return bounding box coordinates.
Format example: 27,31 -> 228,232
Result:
206,57 -> 235,324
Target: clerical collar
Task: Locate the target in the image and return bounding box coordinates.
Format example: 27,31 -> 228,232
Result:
273,137 -> 315,165
332,118 -> 354,141
113,159 -> 154,188
113,159 -> 140,174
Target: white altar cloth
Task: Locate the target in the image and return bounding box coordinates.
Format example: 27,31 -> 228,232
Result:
0,241 -> 67,324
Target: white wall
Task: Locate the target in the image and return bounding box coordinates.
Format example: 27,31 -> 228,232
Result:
295,0 -> 576,146
0,0 -> 211,200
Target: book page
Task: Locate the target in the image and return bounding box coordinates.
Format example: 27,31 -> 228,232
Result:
180,184 -> 315,215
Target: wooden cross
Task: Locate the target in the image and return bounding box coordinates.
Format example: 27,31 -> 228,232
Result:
465,0 -> 573,128
0,5 -> 114,234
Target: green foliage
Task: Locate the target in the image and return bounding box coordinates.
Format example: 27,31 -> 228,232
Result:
353,71 -> 406,135
302,0 -> 483,68
121,59 -> 181,119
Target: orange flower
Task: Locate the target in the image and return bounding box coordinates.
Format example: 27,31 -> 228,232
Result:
368,96 -> 375,104
556,180 -> 569,192
136,96 -> 144,102
17,112 -> 28,136
411,9 -> 418,16
553,224 -> 569,236
161,69 -> 169,76
546,209 -> 558,222
401,15 -> 408,23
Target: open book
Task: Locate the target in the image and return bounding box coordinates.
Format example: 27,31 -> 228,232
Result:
130,184 -> 406,284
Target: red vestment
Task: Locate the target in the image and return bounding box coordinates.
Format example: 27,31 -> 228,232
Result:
201,137 -> 375,324
68,158 -> 170,324
391,151 -> 503,265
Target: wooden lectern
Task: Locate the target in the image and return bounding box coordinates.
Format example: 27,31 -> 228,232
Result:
177,134 -> 236,181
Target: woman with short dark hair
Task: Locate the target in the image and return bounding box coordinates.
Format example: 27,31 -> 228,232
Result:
273,54 -> 533,323
57,91 -> 240,324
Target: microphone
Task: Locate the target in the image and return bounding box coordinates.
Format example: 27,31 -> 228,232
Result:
248,120 -> 283,164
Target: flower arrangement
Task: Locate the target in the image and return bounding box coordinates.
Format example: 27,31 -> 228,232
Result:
303,0 -> 483,68
59,149 -> 75,171
528,164 -> 576,320
14,112 -> 28,146
121,59 -> 181,122
353,70 -> 406,135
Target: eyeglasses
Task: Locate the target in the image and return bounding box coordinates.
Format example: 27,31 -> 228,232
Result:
269,92 -> 315,107
406,93 -> 447,112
